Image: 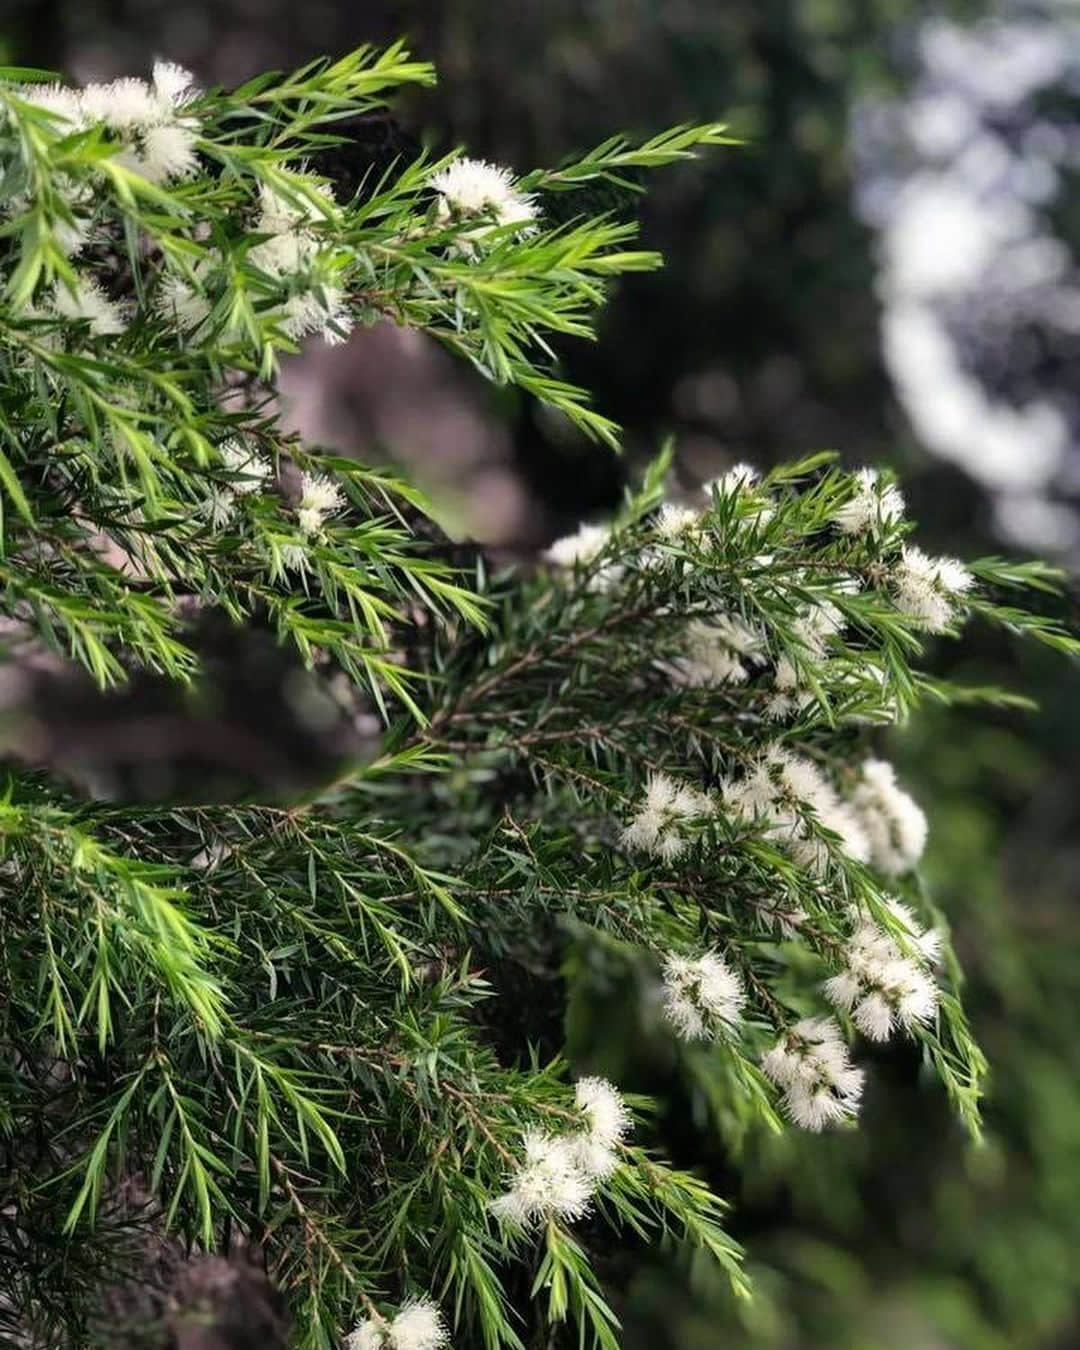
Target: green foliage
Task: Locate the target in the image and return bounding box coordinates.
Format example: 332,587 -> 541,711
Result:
0,40 -> 1074,1350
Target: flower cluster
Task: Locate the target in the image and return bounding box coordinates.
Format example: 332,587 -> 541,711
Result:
722,747 -> 870,874
431,157 -> 537,248
47,275 -> 128,336
157,177 -> 351,347
488,1078 -> 631,1228
296,471 -> 345,537
19,61 -> 199,185
850,757 -> 929,876
346,1299 -> 449,1350
661,952 -> 745,1041
892,544 -> 974,632
542,521 -> 624,592
620,771 -> 714,861
832,467 -> 905,535
823,906 -> 939,1041
670,614 -> 767,687
202,438 -> 273,527
703,461 -> 764,499
654,501 -> 705,540
760,1017 -> 865,1130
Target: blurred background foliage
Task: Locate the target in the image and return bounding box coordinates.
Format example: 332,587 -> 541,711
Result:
5,0 -> 1080,1345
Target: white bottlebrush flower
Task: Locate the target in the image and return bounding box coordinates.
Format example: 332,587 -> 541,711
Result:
892,545 -> 974,633
296,471 -> 344,536
278,284 -> 353,346
49,276 -> 127,336
723,748 -> 869,872
670,613 -> 767,687
849,758 -> 928,877
138,122 -> 199,182
833,467 -> 905,535
77,66 -> 200,182
574,1077 -> 630,1149
431,157 -> 537,229
542,521 -> 623,592
792,599 -> 846,656
80,76 -> 159,129
219,438 -> 271,495
15,82 -> 86,126
151,60 -> 196,110
543,522 -> 609,567
760,1016 -> 864,1131
933,555 -> 976,596
883,897 -> 943,965
256,180 -> 335,235
201,485 -> 237,529
205,438 -> 271,524
488,1130 -> 594,1228
763,654 -> 817,721
703,462 -> 760,496
570,1076 -> 631,1179
823,911 -> 939,1041
345,1321 -> 388,1350
654,502 -> 702,539
249,230 -> 315,278
661,951 -> 745,1041
156,268 -> 214,332
388,1299 -> 450,1350
620,771 -> 713,862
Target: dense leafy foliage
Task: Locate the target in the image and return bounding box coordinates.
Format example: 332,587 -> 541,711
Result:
0,41 -> 1074,1350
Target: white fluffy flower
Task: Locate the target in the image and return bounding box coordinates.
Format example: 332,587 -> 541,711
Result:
76,66 -> 201,182
792,599 -> 846,655
345,1323 -> 388,1350
703,462 -> 760,496
278,284 -> 353,346
489,1130 -> 594,1228
763,655 -> 817,721
201,486 -> 237,529
156,268 -> 213,332
760,1016 -> 864,1131
219,438 -> 271,494
849,758 -> 928,877
249,231 -> 314,278
670,614 -> 767,687
345,1301 -> 449,1350
620,771 -> 713,861
542,521 -> 623,591
151,60 -> 196,110
81,76 -> 159,129
823,910 -> 939,1041
431,158 -> 537,230
883,897 -> 943,965
206,439 -> 271,523
569,1076 -> 631,1179
892,545 -> 974,633
15,82 -> 86,126
722,748 -> 869,872
661,951 -> 745,1041
137,122 -> 198,182
833,468 -> 905,535
49,276 -> 127,336
387,1300 -> 450,1350
654,502 -> 702,539
256,180 -> 335,233
574,1077 -> 630,1149
296,471 -> 344,536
